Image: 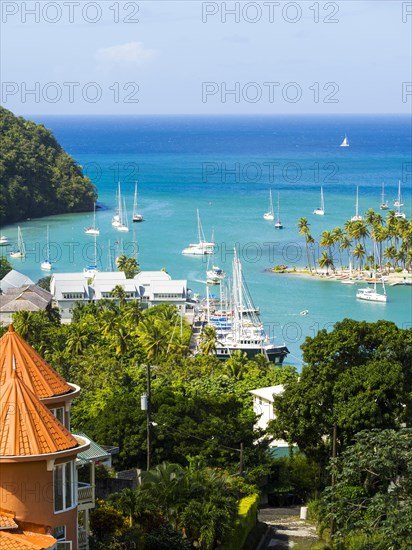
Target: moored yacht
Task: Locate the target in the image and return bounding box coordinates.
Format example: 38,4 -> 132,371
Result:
182,209 -> 214,255
207,249 -> 289,364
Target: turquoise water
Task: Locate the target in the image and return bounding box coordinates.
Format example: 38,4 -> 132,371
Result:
1,115 -> 411,367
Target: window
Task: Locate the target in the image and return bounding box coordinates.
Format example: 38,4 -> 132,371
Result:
54,525 -> 72,549
62,293 -> 83,300
54,462 -> 76,513
50,407 -> 65,426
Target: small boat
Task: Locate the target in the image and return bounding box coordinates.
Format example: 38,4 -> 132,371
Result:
132,181 -> 144,222
117,198 -> 129,232
263,189 -> 275,221
182,209 -> 214,255
300,310 -> 309,315
274,192 -> 283,229
83,233 -> 98,277
394,181 -> 406,218
356,243 -> 386,302
404,276 -> 412,286
207,266 -> 226,285
393,180 -> 404,207
10,226 -> 26,258
356,287 -> 387,303
379,182 -> 388,210
351,186 -> 363,221
84,202 -> 100,235
340,134 -> 349,147
0,235 -> 10,246
313,186 -> 325,216
40,225 -> 53,271
112,182 -> 122,228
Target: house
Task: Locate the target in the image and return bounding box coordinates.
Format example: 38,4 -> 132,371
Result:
51,270 -> 191,321
249,385 -> 294,457
0,325 -> 109,549
0,269 -> 34,293
0,284 -> 52,325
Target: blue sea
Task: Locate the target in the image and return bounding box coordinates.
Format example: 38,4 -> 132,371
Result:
2,115 -> 412,367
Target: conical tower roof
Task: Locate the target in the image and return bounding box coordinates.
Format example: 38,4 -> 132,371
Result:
0,325 -> 72,399
0,368 -> 79,457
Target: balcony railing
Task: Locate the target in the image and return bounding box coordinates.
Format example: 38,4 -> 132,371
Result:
78,527 -> 88,550
78,482 -> 94,508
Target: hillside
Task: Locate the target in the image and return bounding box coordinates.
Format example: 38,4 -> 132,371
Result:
0,107 -> 96,225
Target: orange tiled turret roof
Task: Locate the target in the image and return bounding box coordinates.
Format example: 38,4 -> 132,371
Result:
0,325 -> 72,399
0,369 -> 79,457
0,530 -> 56,549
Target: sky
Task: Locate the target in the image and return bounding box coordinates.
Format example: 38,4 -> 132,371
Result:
1,0 -> 412,115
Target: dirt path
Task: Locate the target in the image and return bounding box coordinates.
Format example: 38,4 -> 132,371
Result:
258,506 -> 319,549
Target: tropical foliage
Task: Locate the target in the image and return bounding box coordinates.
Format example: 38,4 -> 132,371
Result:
0,107 -> 96,224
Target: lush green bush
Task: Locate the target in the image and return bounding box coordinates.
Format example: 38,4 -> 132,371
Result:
220,493 -> 259,550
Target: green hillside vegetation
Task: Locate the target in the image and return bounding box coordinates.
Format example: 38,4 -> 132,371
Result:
0,107 -> 96,224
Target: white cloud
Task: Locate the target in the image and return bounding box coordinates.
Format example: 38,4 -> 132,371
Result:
96,42 -> 155,65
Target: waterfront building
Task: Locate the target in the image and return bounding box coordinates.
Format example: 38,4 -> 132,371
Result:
0,325 -> 110,549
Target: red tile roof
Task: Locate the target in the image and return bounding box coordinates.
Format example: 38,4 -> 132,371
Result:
0,530 -> 56,549
0,369 -> 79,457
0,510 -> 18,528
0,325 -> 72,399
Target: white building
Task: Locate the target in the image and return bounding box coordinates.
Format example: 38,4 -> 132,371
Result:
51,270 -> 191,321
249,384 -> 294,456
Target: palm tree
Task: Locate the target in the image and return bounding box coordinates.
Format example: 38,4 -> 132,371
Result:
318,251 -> 333,275
320,230 -> 335,271
137,318 -> 170,362
352,243 -> 366,271
298,217 -> 313,273
200,326 -> 218,356
110,284 -> 127,303
332,227 -> 344,271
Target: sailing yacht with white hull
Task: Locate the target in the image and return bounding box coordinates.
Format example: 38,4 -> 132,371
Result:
313,186 -> 325,216
351,186 -> 363,221
356,242 -> 387,302
380,182 -> 388,210
340,134 -> 349,147
263,189 -> 275,221
209,249 -> 289,364
132,181 -> 144,222
182,209 -> 214,255
40,225 -> 53,271
10,226 -> 26,259
274,192 -> 283,229
85,203 -> 100,235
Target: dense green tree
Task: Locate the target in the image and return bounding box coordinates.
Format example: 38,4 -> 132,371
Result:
0,257 -> 12,280
322,429 -> 412,549
0,107 -> 96,224
269,319 -> 412,467
116,254 -> 140,278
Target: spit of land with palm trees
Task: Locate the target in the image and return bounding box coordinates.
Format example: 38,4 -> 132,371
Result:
272,209 -> 411,282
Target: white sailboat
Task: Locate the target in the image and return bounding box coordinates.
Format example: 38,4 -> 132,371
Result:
117,197 -> 129,232
380,182 -> 388,210
340,134 -> 349,147
351,186 -> 363,221
112,182 -> 121,228
10,226 -> 26,259
85,203 -> 100,235
132,181 -> 144,222
206,230 -> 225,284
263,189 -> 275,221
40,225 -> 53,271
356,242 -> 386,302
394,180 -> 406,218
313,186 -> 325,216
182,209 -> 214,255
274,192 -> 283,229
393,180 -> 404,207
83,232 -> 98,277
